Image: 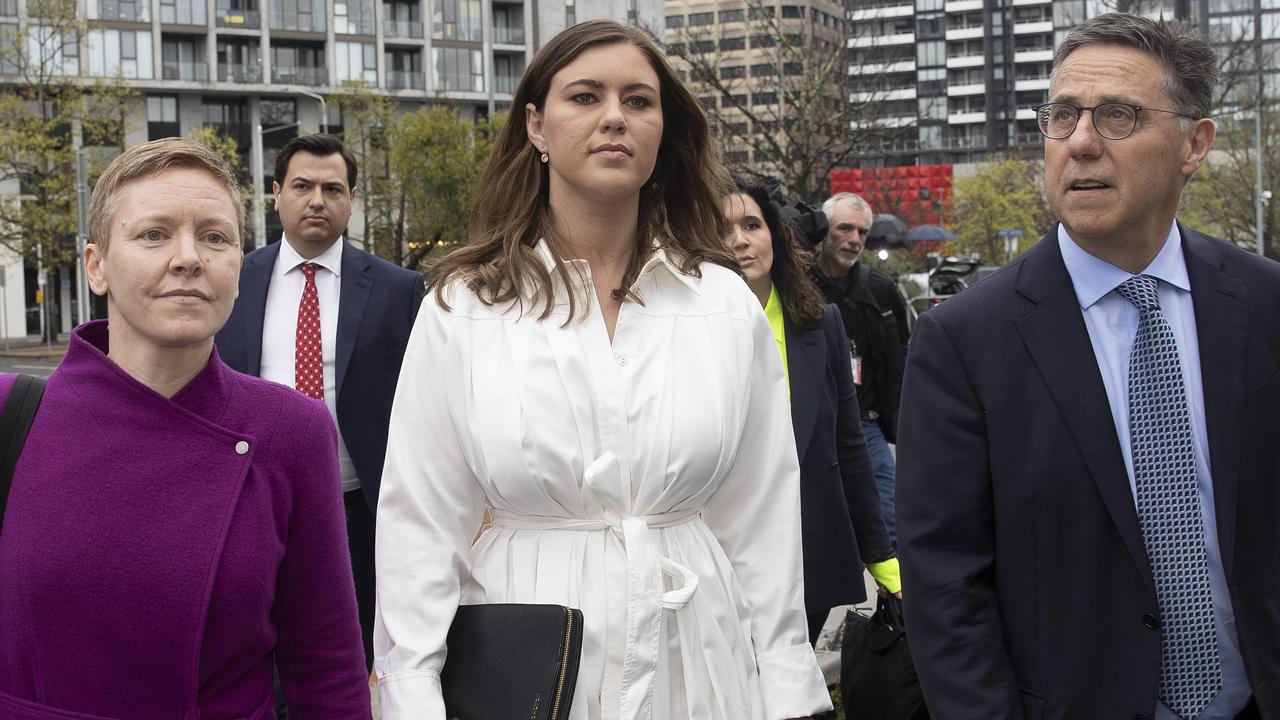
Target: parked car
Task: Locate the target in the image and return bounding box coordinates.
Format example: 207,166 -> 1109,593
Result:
901,254 -> 999,317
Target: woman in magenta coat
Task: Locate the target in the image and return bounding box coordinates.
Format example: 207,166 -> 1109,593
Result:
0,138 -> 371,720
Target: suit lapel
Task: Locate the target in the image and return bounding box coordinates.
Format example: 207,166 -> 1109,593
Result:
784,316 -> 824,462
239,242 -> 279,377
1181,225 -> 1247,576
336,241 -> 373,397
1013,232 -> 1155,596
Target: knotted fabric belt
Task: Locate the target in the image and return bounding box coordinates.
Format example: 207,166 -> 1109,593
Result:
488,454 -> 703,720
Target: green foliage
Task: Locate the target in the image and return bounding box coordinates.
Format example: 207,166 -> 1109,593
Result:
0,0 -> 136,339
391,107 -> 503,271
1180,103 -> 1279,259
187,126 -> 243,174
332,83 -> 402,263
949,158 -> 1050,265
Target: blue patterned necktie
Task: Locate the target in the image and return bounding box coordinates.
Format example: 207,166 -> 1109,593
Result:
1116,274 -> 1221,719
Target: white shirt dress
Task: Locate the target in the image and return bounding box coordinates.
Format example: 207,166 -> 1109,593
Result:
374,242 -> 831,720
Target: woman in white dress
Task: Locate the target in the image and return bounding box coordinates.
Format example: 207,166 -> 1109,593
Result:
373,19 -> 831,720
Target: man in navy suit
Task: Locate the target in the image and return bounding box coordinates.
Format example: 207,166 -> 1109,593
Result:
216,134 -> 424,681
897,14 -> 1278,720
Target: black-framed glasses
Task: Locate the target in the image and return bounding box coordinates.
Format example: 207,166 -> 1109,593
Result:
1033,102 -> 1199,140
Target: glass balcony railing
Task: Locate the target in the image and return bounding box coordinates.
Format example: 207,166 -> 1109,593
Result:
491,26 -> 524,44
270,10 -> 325,32
162,60 -> 209,80
160,3 -> 206,24
216,8 -> 261,27
384,18 -> 424,38
218,62 -> 262,82
99,0 -> 149,22
386,69 -> 425,89
494,74 -> 518,93
272,65 -> 326,85
335,15 -> 376,34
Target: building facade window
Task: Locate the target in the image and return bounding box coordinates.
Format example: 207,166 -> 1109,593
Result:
270,0 -> 325,33
336,41 -> 377,83
217,38 -> 261,81
0,0 -> 16,17
146,95 -> 180,140
216,0 -> 260,28
89,0 -> 149,23
260,98 -> 297,149
687,11 -> 713,25
88,29 -> 153,78
665,14 -> 683,28
719,8 -> 743,22
383,0 -> 424,38
719,36 -> 746,50
335,0 -> 376,35
432,45 -> 482,91
432,0 -> 482,41
271,42 -> 326,84
386,48 -> 424,88
159,0 -> 206,24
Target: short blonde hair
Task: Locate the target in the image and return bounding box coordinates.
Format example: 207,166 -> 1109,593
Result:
89,137 -> 244,253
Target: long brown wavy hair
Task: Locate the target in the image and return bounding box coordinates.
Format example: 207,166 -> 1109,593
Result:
730,178 -> 827,329
429,19 -> 736,320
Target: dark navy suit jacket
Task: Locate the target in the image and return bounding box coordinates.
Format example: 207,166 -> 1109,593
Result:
215,239 -> 425,513
897,225 -> 1280,719
786,303 -> 893,613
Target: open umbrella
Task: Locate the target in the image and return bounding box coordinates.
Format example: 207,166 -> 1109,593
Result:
866,213 -> 908,249
902,224 -> 957,242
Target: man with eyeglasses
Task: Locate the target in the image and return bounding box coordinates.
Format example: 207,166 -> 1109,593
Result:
812,192 -> 911,549
896,13 -> 1279,720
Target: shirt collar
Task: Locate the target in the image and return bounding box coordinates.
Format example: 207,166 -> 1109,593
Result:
532,238 -> 701,295
1057,222 -> 1189,310
276,235 -> 344,278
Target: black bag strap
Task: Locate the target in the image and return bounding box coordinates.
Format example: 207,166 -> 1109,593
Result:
0,374 -> 47,536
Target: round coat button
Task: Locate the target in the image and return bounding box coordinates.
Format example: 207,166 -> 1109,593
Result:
1142,613 -> 1160,629
235,440 -> 250,455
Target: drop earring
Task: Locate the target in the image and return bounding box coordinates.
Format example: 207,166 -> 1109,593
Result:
540,152 -> 549,163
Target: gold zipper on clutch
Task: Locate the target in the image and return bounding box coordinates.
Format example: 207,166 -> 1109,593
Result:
549,608 -> 574,719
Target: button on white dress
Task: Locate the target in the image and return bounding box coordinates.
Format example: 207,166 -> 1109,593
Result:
374,242 -> 831,720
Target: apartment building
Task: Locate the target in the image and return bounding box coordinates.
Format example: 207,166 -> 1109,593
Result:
662,0 -> 848,171
0,0 -> 662,338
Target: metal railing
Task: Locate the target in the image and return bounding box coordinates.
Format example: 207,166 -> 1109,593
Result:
99,0 -> 149,22
162,60 -> 209,80
383,18 -> 424,38
335,15 -> 375,34
216,8 -> 260,27
386,69 -> 425,89
493,74 -> 518,94
431,19 -> 482,41
218,62 -> 262,82
271,65 -> 327,85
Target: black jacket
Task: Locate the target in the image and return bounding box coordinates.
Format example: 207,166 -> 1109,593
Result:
812,262 -> 910,442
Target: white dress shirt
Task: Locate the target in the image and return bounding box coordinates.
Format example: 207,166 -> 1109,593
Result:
374,241 -> 831,720
1059,224 -> 1250,720
261,236 -> 359,493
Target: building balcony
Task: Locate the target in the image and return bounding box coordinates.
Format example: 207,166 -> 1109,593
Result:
1014,76 -> 1050,91
162,60 -> 209,80
941,134 -> 987,149
492,26 -> 524,44
1015,131 -> 1044,145
272,65 -> 326,85
848,59 -> 915,76
849,2 -> 914,21
1013,48 -> 1054,63
946,53 -> 985,68
945,25 -> 985,41
216,8 -> 260,28
1012,0 -> 1051,6
385,69 -> 425,89
1015,107 -> 1037,120
1013,19 -> 1054,34
494,74 -> 518,94
383,18 -> 424,38
850,86 -> 917,103
948,110 -> 986,124
850,115 -> 916,130
218,62 -> 262,82
98,0 -> 149,22
943,0 -> 983,11
270,11 -> 325,32
947,81 -> 986,95
848,32 -> 915,48
160,3 -> 205,24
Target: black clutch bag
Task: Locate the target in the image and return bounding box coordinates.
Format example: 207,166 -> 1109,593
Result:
441,603 -> 584,720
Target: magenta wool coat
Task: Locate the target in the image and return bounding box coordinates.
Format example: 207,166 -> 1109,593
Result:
0,321 -> 371,720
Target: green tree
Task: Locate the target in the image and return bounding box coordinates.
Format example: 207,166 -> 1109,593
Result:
1181,101 -> 1279,260
332,82 -> 403,263
187,125 -> 244,175
0,0 -> 135,340
391,107 -> 502,271
949,157 -> 1049,265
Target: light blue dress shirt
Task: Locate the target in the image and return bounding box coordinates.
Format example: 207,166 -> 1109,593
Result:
1058,224 -> 1249,720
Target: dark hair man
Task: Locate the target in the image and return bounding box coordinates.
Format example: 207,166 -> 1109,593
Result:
896,14 -> 1279,720
812,192 -> 911,548
215,134 -> 425,689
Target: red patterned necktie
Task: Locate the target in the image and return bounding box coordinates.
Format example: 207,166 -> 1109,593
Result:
295,262 -> 324,400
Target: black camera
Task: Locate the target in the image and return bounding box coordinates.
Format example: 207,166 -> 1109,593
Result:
760,177 -> 828,249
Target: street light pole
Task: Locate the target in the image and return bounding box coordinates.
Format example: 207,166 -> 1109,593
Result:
295,89 -> 328,133
255,121 -> 303,250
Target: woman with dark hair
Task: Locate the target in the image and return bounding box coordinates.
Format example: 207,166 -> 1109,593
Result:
723,179 -> 901,645
374,19 -> 830,720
